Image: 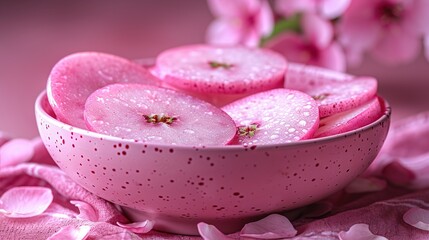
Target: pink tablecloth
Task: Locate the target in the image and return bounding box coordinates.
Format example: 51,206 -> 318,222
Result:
1,112 -> 429,240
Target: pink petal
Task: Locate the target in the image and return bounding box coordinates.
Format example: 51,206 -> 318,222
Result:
70,200 -> 98,221
403,207 -> 429,231
401,0 -> 429,35
0,138 -> 34,168
197,222 -> 232,240
243,28 -> 261,47
302,13 -> 333,49
317,42 -> 346,72
337,0 -> 381,59
382,161 -> 415,186
256,0 -> 274,37
345,177 -> 387,194
207,0 -> 258,18
0,131 -> 10,147
275,0 -> 317,17
265,32 -> 310,63
47,225 -> 91,240
319,0 -> 351,19
338,224 -> 388,240
0,186 -> 53,218
370,28 -> 421,65
206,18 -> 243,46
240,214 -> 297,239
116,220 -> 154,234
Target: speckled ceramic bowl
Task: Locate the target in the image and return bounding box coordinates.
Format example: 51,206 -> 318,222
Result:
35,68 -> 391,235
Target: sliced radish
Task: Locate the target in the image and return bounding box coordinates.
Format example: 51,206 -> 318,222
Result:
305,77 -> 377,117
152,44 -> 287,94
285,63 -> 354,91
314,97 -> 383,138
84,83 -> 236,146
222,89 -> 319,145
47,52 -> 160,129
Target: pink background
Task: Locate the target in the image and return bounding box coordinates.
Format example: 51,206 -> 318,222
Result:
1,1 -> 429,138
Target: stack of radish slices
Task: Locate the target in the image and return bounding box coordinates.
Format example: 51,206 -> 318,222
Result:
46,45 -> 383,146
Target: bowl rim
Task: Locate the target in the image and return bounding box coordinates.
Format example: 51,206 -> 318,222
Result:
35,90 -> 391,151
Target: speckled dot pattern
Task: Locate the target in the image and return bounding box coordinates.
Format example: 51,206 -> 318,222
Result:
84,83 -> 236,146
36,72 -> 391,235
222,89 -> 319,145
152,45 -> 287,94
47,52 -> 161,129
305,77 -> 378,117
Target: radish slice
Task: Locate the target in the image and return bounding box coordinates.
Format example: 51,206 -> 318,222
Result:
314,97 -> 383,138
84,83 -> 236,146
306,77 -> 378,117
240,214 -> 297,239
222,89 -> 319,145
285,63 -> 354,91
47,52 -> 160,129
152,44 -> 287,94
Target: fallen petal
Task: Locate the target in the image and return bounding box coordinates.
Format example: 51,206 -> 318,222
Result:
197,222 -> 232,240
0,138 -> 34,168
70,200 -> 98,221
47,225 -> 91,240
403,207 -> 429,231
0,186 -> 53,218
338,224 -> 388,240
116,220 -> 154,234
240,214 -> 297,239
345,177 -> 387,194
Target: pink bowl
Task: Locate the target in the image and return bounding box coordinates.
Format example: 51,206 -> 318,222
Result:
35,65 -> 391,235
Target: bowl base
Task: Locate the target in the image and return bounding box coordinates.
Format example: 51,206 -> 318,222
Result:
120,206 -> 256,236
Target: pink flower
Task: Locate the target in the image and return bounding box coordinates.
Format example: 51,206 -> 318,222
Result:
338,0 -> 429,66
265,13 -> 346,71
275,0 -> 351,19
206,0 -> 274,47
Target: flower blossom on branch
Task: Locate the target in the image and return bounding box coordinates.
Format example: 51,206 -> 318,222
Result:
338,0 -> 429,66
275,0 -> 351,19
264,13 -> 346,72
206,0 -> 274,47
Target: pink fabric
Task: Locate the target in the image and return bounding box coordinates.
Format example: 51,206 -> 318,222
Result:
2,112 -> 429,239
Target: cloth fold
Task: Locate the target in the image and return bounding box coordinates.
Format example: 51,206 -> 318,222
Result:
1,112 -> 429,239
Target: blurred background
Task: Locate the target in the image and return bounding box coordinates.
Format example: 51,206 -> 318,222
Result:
1,0 -> 428,138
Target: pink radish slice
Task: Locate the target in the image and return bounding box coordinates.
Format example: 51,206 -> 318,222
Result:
285,63 -> 354,91
305,77 -> 377,117
314,97 -> 383,138
47,52 -> 161,129
84,83 -> 236,146
222,89 -> 319,145
152,44 -> 287,94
